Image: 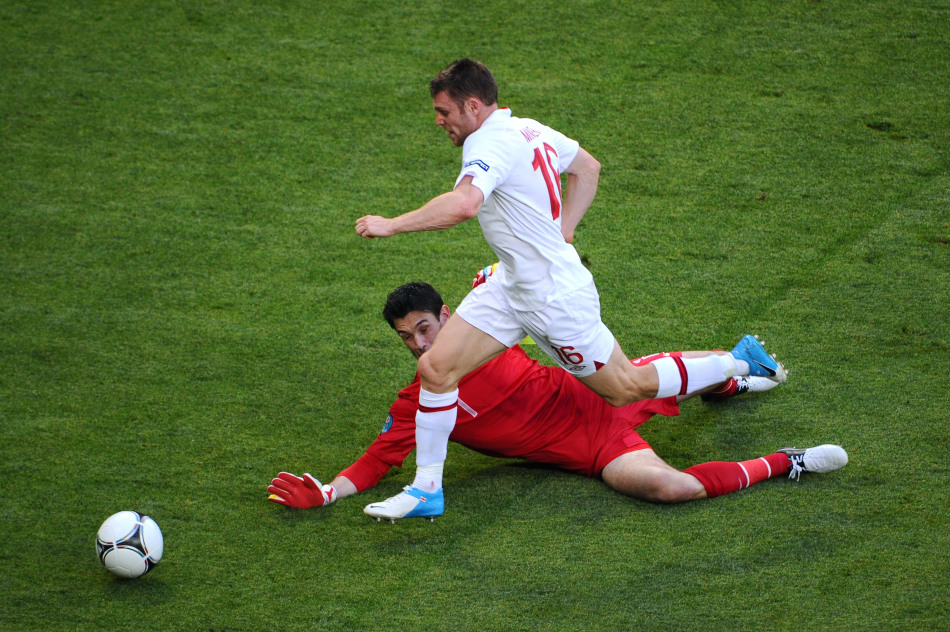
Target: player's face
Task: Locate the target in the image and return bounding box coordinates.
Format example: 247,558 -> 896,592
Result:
433,91 -> 478,147
392,307 -> 449,359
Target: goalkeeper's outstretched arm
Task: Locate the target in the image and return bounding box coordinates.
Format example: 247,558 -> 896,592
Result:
327,475 -> 357,498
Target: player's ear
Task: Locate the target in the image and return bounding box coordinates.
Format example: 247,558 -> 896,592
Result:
439,304 -> 450,325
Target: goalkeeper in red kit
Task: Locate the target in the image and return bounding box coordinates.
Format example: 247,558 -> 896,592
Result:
268,279 -> 848,517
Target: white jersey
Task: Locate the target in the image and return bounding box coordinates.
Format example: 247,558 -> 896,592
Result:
455,108 -> 594,311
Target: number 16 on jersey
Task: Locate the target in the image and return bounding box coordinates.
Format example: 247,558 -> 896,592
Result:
532,142 -> 562,220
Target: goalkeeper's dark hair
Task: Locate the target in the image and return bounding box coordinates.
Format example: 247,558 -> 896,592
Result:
383,282 -> 445,329
430,58 -> 498,111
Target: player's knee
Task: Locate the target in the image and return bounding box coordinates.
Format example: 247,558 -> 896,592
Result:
645,486 -> 689,504
417,354 -> 455,393
644,476 -> 703,504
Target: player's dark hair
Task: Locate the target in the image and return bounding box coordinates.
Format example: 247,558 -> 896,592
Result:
383,282 -> 444,329
430,58 -> 498,111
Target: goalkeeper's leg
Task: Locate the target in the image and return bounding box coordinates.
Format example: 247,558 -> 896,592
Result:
602,446 -> 848,502
363,388 -> 456,522
364,314 -> 506,522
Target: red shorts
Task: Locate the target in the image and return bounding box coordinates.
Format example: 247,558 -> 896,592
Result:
587,352 -> 684,476
588,395 -> 678,477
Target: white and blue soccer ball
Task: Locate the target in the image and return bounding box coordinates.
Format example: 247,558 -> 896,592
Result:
96,511 -> 163,578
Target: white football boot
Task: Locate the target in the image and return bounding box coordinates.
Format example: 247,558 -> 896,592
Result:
778,445 -> 849,480
735,375 -> 783,394
364,486 -> 444,524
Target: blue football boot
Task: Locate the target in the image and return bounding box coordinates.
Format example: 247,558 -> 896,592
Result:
730,334 -> 787,382
364,486 -> 444,524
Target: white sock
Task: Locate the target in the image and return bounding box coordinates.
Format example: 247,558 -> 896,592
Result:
413,388 -> 458,492
412,464 -> 444,493
730,354 -> 750,375
653,355 -> 738,398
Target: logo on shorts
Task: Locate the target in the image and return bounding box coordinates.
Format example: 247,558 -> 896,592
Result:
465,159 -> 490,172
380,413 -> 393,434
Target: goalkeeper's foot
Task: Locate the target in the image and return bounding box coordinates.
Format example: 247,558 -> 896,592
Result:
778,445 -> 849,481
364,486 -> 444,524
701,375 -> 782,401
736,375 -> 782,394
731,334 -> 787,382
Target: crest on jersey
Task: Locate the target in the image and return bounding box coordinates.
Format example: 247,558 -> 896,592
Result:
380,414 -> 393,434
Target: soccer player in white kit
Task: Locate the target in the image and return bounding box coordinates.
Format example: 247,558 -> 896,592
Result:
354,58 -> 786,521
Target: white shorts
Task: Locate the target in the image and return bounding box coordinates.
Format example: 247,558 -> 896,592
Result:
456,274 -> 616,378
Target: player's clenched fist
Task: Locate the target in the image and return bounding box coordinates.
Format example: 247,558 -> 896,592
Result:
355,215 -> 394,239
268,472 -> 338,509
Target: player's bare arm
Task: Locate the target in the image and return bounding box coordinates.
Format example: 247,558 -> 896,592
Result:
559,147 -> 601,244
356,178 -> 484,239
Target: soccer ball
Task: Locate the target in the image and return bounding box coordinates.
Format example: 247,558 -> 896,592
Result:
96,511 -> 164,578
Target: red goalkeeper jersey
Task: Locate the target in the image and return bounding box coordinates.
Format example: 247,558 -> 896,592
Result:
337,346 -> 680,491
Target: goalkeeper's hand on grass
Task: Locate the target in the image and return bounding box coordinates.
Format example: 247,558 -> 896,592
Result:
268,472 -> 338,509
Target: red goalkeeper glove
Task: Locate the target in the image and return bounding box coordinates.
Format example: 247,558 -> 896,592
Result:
267,472 -> 338,509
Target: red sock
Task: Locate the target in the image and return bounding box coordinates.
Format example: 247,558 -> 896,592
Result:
684,453 -> 792,498
701,378 -> 738,400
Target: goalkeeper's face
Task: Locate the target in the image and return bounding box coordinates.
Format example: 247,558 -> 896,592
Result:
393,306 -> 450,359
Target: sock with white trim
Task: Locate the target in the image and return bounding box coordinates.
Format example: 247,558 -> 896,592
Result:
684,452 -> 793,498
412,388 -> 459,493
652,354 -> 739,399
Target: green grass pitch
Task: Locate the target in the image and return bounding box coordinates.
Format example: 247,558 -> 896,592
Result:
1,1 -> 948,630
